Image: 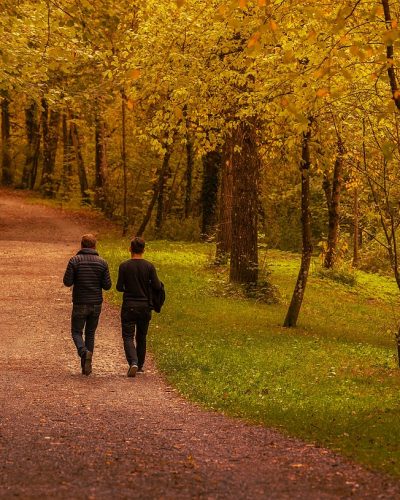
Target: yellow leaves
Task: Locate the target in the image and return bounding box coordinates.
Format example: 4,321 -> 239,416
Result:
341,69 -> 353,81
130,69 -> 141,80
371,5 -> 384,18
313,69 -> 324,79
316,88 -> 329,98
218,5 -> 228,16
282,50 -> 295,64
176,0 -> 185,7
248,32 -> 261,49
349,45 -> 360,57
174,107 -> 183,120
280,96 -> 289,107
392,19 -> 398,29
269,19 -> 278,32
258,0 -> 267,6
382,30 -> 399,45
308,30 -> 317,42
126,99 -> 135,111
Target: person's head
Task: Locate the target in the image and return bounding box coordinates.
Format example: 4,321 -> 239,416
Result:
130,236 -> 145,255
81,234 -> 97,249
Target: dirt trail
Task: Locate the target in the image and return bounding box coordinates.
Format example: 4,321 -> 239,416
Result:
1,190 -> 399,500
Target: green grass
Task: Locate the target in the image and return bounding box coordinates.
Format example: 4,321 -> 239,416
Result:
99,239 -> 400,477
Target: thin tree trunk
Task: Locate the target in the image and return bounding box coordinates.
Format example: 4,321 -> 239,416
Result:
40,99 -> 60,197
136,148 -> 172,237
94,110 -> 107,209
184,131 -> 194,219
155,160 -> 170,234
1,94 -> 13,186
323,138 -> 344,268
61,113 -> 73,200
70,119 -> 90,205
121,95 -> 128,235
381,0 -> 400,111
22,102 -> 40,189
201,150 -> 221,240
215,140 -> 233,264
352,187 -> 359,267
284,126 -> 313,328
229,121 -> 259,284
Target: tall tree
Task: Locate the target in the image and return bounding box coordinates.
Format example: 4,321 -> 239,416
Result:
201,150 -> 221,240
229,121 -> 259,284
21,102 -> 41,190
40,99 -> 60,197
284,125 -> 313,328
323,136 -> 345,269
1,93 -> 12,186
70,118 -> 90,205
215,141 -> 233,264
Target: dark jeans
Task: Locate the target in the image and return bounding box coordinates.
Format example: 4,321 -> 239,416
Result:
121,304 -> 151,368
71,303 -> 102,358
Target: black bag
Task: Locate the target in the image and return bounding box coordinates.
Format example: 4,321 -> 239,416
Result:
150,281 -> 165,313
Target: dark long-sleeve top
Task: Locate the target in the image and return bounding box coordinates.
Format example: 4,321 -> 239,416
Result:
116,258 -> 161,306
63,248 -> 112,304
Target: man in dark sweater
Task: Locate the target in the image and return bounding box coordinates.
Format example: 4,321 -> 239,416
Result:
116,237 -> 161,377
63,234 -> 112,375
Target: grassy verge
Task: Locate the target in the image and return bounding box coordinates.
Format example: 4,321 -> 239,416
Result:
100,238 -> 400,476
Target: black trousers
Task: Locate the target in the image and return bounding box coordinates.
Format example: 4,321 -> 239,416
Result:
121,304 -> 151,368
71,303 -> 102,358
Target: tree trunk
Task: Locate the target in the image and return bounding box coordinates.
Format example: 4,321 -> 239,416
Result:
201,150 -> 221,240
40,99 -> 60,197
229,121 -> 259,284
284,127 -> 313,328
61,113 -> 73,200
215,140 -> 233,264
21,102 -> 40,189
381,0 -> 400,111
155,159 -> 170,234
184,132 -> 194,219
136,148 -> 172,237
1,94 -> 13,186
323,138 -> 344,269
94,111 -> 107,209
70,119 -> 90,205
121,95 -> 128,235
352,187 -> 359,267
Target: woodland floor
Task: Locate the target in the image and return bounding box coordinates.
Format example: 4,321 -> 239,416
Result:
1,190 -> 400,500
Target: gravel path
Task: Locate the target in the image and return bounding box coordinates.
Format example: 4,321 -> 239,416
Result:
1,190 -> 400,499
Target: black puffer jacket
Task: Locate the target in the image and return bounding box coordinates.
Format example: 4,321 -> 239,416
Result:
63,248 -> 112,304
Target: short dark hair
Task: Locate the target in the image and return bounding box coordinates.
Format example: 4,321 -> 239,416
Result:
81,234 -> 97,249
130,237 -> 145,254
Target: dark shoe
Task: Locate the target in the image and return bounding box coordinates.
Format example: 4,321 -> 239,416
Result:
81,355 -> 85,374
83,351 -> 93,376
137,367 -> 144,374
127,364 -> 138,377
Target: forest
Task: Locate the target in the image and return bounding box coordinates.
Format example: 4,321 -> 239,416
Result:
1,0 -> 400,331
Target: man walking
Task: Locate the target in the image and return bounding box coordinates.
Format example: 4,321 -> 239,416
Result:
116,237 -> 162,377
63,234 -> 111,375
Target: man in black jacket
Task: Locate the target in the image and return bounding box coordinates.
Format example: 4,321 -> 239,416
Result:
116,237 -> 161,377
63,234 -> 112,375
